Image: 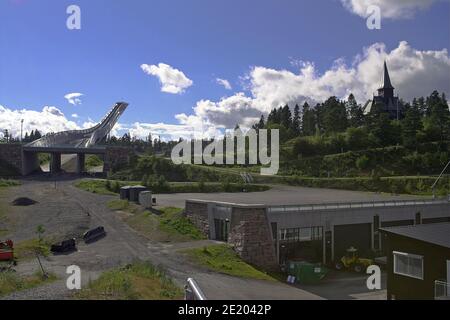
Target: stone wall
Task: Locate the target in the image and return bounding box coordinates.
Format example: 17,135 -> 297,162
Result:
228,207 -> 278,270
0,144 -> 23,175
185,201 -> 210,236
103,146 -> 133,174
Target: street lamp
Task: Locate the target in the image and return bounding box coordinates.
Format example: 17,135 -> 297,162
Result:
20,119 -> 24,143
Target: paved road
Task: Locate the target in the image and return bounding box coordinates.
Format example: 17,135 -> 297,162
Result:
1,179 -> 322,300
155,183 -> 426,208
297,270 -> 387,300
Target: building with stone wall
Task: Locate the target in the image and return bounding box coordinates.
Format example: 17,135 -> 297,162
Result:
185,198 -> 450,269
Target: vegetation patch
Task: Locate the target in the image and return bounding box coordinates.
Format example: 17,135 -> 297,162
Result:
278,175 -> 448,196
74,179 -> 121,195
14,238 -> 51,261
109,203 -> 205,242
85,155 -> 104,170
158,207 -> 205,240
0,271 -> 57,297
0,179 -> 20,188
76,178 -> 270,195
76,261 -> 183,300
184,244 -> 275,281
107,199 -> 131,211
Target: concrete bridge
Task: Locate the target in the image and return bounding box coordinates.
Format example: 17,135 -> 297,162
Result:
0,102 -> 131,175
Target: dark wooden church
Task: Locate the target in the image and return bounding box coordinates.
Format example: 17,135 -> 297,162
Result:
365,62 -> 405,120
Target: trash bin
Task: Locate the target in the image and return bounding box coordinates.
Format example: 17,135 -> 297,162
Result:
120,186 -> 132,200
139,191 -> 152,209
129,186 -> 147,202
287,261 -> 328,284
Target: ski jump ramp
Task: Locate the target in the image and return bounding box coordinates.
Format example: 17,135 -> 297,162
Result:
26,102 -> 128,150
19,102 -> 128,174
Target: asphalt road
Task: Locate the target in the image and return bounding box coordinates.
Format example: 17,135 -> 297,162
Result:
155,183 -> 425,208
1,179 -> 322,300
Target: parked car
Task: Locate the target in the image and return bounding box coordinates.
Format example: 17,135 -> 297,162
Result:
83,226 -> 106,243
50,238 -> 77,254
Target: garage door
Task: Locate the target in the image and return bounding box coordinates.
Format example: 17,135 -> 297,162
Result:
334,223 -> 372,259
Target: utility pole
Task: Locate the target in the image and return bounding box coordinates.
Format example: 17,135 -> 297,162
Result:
20,119 -> 24,143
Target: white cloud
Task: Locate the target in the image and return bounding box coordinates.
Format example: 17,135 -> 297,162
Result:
141,63 -> 193,94
64,92 -> 83,105
0,105 -> 79,138
216,78 -> 232,90
71,113 -> 79,118
172,41 -> 450,136
340,0 -> 447,19
2,42 -> 449,143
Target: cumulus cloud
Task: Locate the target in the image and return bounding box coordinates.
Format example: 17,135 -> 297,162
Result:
2,42 -> 449,142
141,63 -> 193,94
64,92 -> 83,105
71,113 -> 79,118
0,105 -> 79,138
216,78 -> 232,90
340,0 -> 447,19
172,41 -> 450,136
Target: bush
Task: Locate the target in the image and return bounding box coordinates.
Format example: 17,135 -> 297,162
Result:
356,155 -> 370,170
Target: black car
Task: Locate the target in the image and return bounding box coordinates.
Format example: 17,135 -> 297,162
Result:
50,238 -> 76,254
83,226 -> 106,244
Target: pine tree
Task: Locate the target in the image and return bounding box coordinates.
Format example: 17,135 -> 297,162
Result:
291,104 -> 301,134
322,97 -> 348,134
402,102 -> 423,148
301,102 -> 316,136
346,94 -> 364,127
280,105 -> 292,129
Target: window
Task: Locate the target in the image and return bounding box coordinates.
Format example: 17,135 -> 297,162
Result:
393,251 -> 424,280
279,227 -> 323,242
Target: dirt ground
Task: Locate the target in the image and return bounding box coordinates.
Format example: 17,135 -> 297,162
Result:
0,177 -> 323,300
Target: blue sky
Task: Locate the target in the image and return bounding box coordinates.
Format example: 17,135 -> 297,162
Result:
1,0 -> 449,139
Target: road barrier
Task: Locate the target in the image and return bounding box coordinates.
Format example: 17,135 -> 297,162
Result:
185,278 -> 207,300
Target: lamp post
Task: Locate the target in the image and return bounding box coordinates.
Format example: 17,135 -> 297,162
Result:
20,119 -> 24,143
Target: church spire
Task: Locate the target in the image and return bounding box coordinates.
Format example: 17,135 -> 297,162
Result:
382,61 -> 394,89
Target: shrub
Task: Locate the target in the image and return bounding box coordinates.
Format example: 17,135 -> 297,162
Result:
356,155 -> 370,170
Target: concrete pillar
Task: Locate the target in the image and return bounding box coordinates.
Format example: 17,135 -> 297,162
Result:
76,153 -> 85,174
50,153 -> 61,173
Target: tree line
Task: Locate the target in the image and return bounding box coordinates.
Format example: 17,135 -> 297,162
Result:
251,90 -> 449,157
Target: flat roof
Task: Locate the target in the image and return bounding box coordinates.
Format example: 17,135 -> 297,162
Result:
381,223 -> 450,249
155,184 -> 437,208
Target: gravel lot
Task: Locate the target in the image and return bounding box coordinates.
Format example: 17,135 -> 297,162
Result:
1,177 -> 322,300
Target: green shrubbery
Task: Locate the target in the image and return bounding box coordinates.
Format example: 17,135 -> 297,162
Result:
280,175 -> 449,196
280,144 -> 449,177
77,178 -> 270,195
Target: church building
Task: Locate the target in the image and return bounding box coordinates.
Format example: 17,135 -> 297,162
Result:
364,62 -> 405,120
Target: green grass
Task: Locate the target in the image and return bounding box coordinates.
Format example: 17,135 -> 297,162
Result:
85,155 -> 104,170
107,199 -> 131,211
74,179 -> 120,195
108,202 -> 205,242
14,238 -> 51,261
0,179 -> 20,188
76,261 -> 183,300
158,207 -> 205,240
0,271 -> 57,297
184,244 -> 275,281
75,178 -> 270,195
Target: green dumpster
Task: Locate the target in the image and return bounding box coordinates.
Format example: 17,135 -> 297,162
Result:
287,261 -> 328,284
